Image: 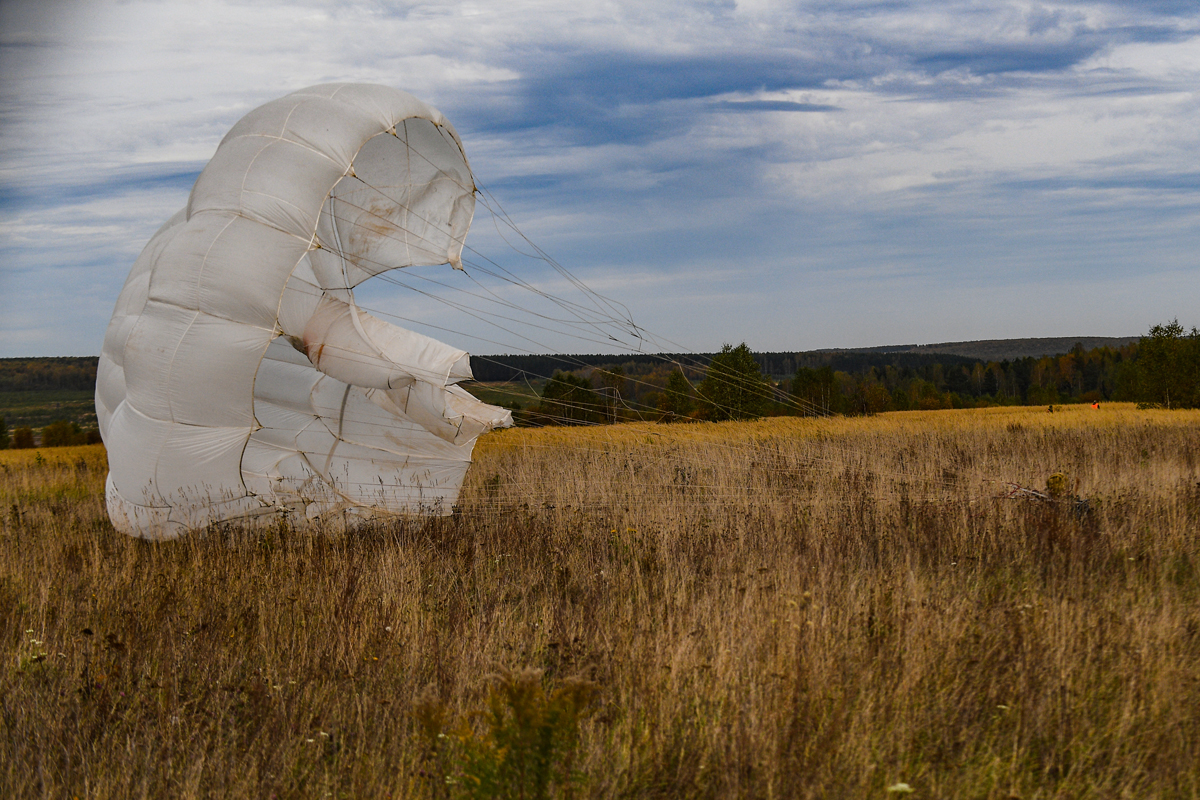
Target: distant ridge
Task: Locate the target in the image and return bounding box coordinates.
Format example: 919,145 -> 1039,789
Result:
469,336 -> 1142,382
821,336 -> 1139,362
0,337 -> 1141,388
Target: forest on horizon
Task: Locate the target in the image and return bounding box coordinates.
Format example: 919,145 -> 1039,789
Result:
3,327 -> 1194,446
469,328 -> 1196,423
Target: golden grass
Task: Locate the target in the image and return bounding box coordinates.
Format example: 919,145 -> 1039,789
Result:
2,404 -> 1199,798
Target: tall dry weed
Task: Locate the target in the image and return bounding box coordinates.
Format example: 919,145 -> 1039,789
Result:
1,404 -> 1198,798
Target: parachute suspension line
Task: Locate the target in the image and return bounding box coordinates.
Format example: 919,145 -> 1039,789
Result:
314,191 -> 655,355
329,177 -> 640,345
270,303 -> 677,430
283,280 -> 534,356
462,262 -> 616,329
265,331 -> 822,444
474,183 -> 640,338
289,258 -> 827,423
457,263 -> 611,332
268,304 -> 628,430
385,122 -> 611,335
312,216 -> 631,347
458,255 -> 641,343
355,262 -> 623,356
321,179 -> 827,420
327,186 -> 351,290
315,211 -> 691,417
369,268 -> 646,354
317,168 -> 832,423
323,144 -> 640,341
291,272 -> 825,424
276,290 -> 646,426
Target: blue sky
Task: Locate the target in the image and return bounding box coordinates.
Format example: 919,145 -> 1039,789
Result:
2,0 -> 1199,358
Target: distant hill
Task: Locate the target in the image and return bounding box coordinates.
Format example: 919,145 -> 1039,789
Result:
825,336 -> 1139,362
0,337 -> 1140,394
471,336 -> 1141,381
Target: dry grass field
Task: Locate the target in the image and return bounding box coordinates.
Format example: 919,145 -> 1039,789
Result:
2,403 -> 1198,798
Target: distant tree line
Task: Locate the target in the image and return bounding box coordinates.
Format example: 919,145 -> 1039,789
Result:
787,340 -> 1129,416
3,323 -> 1194,441
470,348 -> 981,384
0,357 -> 98,392
514,320 -> 1198,425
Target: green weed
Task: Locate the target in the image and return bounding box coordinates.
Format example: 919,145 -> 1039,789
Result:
417,669 -> 598,800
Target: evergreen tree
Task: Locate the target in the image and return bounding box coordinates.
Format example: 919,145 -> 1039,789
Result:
1135,319 -> 1200,408
0,415 -> 8,449
697,343 -> 769,421
658,367 -> 694,420
535,371 -> 602,425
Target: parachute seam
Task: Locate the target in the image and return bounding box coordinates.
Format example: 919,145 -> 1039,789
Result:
146,300 -> 277,340
154,309 -> 201,428
227,132 -> 347,169
240,189 -> 322,232
151,213 -> 240,470
277,99 -> 304,140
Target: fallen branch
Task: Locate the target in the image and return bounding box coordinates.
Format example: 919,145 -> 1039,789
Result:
994,481 -> 1051,501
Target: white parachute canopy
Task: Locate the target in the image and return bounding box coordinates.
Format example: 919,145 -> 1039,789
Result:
96,84 -> 513,540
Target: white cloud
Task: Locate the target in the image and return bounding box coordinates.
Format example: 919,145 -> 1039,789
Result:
3,0 -> 1200,356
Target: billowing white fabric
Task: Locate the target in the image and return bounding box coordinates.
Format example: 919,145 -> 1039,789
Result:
97,84 -> 512,540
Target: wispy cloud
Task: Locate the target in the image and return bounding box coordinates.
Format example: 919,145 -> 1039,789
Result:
712,100 -> 842,112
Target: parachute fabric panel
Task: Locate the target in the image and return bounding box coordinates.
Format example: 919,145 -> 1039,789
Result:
97,84 -> 512,540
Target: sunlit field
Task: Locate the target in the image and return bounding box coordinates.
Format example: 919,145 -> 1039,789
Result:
3,403 -> 1199,798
